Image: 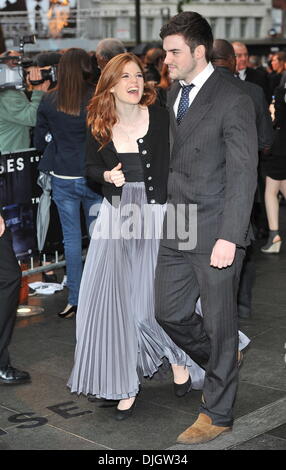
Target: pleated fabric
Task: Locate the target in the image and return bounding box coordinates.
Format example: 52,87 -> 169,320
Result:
67,183 -> 205,399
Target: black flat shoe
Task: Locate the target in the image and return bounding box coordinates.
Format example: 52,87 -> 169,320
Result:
88,396 -> 118,408
57,304 -> 77,318
174,375 -> 192,397
43,272 -> 58,283
115,398 -> 136,421
0,365 -> 31,385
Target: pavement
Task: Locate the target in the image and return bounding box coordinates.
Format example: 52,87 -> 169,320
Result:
0,206 -> 286,453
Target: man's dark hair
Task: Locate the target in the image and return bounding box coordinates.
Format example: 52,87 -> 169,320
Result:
211,39 -> 235,61
160,11 -> 213,62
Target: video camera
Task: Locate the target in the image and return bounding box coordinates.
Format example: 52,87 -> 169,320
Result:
0,35 -> 36,91
0,35 -> 60,91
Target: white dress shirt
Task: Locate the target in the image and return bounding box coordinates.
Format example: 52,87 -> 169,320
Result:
174,62 -> 215,117
238,68 -> 246,81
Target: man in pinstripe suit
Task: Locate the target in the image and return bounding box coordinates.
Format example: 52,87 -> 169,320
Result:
154,12 -> 258,444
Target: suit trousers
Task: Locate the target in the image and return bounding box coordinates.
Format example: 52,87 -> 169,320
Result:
155,244 -> 245,427
0,229 -> 21,367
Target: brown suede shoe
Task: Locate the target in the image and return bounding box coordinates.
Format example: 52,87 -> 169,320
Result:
176,413 -> 232,445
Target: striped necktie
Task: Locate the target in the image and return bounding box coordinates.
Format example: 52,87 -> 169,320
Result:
177,84 -> 195,125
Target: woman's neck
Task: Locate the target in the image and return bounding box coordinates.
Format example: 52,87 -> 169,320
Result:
116,103 -> 145,127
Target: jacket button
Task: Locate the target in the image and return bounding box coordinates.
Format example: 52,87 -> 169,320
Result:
138,138 -> 144,143
142,150 -> 147,155
149,186 -> 153,191
148,176 -> 152,180
146,163 -> 150,168
150,199 -> 156,204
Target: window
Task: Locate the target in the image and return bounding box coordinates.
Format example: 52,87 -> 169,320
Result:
240,17 -> 247,38
254,17 -> 262,38
102,18 -> 116,38
146,18 -> 154,39
209,17 -> 217,36
225,18 -> 232,38
130,18 -> 136,41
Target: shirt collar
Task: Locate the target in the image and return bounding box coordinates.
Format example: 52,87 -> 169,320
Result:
238,68 -> 246,79
179,62 -> 214,90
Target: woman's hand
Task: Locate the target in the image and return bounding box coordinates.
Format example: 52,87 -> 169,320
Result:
0,215 -> 5,237
104,163 -> 125,187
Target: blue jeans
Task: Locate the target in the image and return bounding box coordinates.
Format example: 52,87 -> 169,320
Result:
51,176 -> 102,306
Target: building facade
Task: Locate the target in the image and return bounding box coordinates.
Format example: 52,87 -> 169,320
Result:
78,0 -> 178,42
183,0 -> 273,40
0,0 -> 284,51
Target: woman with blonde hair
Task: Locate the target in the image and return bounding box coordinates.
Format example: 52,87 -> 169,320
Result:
67,52 -> 205,420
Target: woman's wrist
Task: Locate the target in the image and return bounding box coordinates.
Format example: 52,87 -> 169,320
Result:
103,171 -> 112,183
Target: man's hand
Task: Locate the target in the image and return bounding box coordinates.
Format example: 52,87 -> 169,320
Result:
210,239 -> 236,268
26,66 -> 50,92
0,215 -> 5,237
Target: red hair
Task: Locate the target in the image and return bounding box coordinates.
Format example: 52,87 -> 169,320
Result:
87,52 -> 156,149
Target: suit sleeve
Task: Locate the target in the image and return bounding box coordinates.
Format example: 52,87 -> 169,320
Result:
217,93 -> 258,247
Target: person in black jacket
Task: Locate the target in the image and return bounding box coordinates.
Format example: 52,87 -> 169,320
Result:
0,212 -> 30,385
261,85 -> 286,253
232,41 -> 271,103
34,49 -> 102,318
211,39 -> 273,318
67,52 -> 205,420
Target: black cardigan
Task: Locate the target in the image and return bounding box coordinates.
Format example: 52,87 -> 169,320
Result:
85,104 -> 170,205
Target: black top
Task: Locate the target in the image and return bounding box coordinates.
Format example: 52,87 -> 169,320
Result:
118,152 -> 144,182
271,86 -> 286,157
34,86 -> 95,176
85,104 -> 170,205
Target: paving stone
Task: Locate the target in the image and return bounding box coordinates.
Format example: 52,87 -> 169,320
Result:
0,207 -> 285,450
0,422 -> 107,450
231,434 -> 286,450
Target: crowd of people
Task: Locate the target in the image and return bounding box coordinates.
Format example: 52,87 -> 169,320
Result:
0,11 -> 285,445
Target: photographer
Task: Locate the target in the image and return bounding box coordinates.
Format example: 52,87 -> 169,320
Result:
0,50 -> 50,153
0,211 -> 30,385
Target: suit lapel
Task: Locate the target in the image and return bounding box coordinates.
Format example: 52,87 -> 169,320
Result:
167,82 -> 180,152
170,70 -> 220,155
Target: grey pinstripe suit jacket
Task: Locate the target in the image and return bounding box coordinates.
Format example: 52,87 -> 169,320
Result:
162,68 -> 258,253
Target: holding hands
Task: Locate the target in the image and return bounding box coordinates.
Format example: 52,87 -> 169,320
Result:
104,163 -> 125,187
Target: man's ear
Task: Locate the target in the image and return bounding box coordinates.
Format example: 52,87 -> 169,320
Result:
194,45 -> 206,60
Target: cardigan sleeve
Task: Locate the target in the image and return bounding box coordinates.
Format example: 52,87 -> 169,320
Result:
85,128 -> 112,186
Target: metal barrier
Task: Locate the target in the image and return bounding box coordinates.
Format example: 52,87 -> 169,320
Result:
20,251 -> 86,277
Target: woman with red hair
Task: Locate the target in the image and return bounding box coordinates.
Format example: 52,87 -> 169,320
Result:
67,52 -> 205,420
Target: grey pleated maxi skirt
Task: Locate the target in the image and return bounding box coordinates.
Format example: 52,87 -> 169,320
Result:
67,182 -> 205,399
